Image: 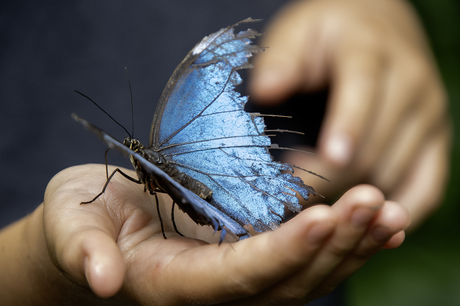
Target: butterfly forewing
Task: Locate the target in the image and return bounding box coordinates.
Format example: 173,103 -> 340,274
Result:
75,18 -> 315,241
148,18 -> 313,232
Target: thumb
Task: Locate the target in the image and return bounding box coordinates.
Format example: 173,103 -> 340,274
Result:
52,227 -> 125,298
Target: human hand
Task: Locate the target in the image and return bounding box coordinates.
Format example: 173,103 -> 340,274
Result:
31,164 -> 410,305
250,0 -> 451,229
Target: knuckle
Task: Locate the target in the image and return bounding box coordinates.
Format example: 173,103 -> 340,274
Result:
355,24 -> 384,50
326,240 -> 355,258
431,98 -> 448,124
351,245 -> 379,261
431,87 -> 449,117
400,53 -> 432,88
420,83 -> 449,128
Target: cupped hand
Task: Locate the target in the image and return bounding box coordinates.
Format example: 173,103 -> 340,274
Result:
41,164 -> 410,305
250,0 -> 451,229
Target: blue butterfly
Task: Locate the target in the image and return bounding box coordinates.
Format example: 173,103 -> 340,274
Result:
73,18 -> 316,242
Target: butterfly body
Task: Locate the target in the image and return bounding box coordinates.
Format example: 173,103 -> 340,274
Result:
74,18 -> 316,241
125,137 -> 213,201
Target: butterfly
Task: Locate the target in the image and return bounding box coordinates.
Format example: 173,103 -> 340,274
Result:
73,18 -> 317,243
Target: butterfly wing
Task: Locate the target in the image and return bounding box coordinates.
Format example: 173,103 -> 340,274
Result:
150,18 -> 314,232
72,113 -> 249,241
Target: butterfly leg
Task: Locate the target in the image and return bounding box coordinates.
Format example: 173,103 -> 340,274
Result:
80,168 -> 141,204
153,192 -> 167,239
171,201 -> 185,237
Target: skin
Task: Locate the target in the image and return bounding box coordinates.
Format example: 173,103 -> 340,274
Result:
250,0 -> 451,230
0,164 -> 409,305
0,0 -> 447,304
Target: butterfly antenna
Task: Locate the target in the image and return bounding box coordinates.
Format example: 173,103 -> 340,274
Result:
74,90 -> 132,139
125,67 -> 135,138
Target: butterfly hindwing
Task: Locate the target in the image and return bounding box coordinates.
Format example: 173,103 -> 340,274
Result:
150,18 -> 313,233
74,18 -> 315,241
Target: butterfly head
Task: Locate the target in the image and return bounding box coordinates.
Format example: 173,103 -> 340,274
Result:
123,137 -> 147,175
123,137 -> 144,153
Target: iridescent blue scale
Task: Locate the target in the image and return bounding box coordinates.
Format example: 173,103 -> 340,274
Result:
74,18 -> 315,241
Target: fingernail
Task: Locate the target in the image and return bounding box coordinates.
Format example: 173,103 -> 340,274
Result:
371,225 -> 392,243
325,133 -> 352,167
351,207 -> 376,228
307,223 -> 333,244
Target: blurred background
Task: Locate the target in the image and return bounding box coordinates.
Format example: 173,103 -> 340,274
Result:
348,1 -> 460,305
0,1 -> 459,305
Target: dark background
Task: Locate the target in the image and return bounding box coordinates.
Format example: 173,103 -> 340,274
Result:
1,1 -> 459,305
0,1 -> 285,226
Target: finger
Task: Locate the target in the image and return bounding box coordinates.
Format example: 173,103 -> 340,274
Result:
299,185 -> 385,279
310,200 -> 410,297
352,201 -> 410,255
43,165 -> 132,298
371,83 -> 447,193
254,185 -> 385,303
139,205 -> 338,305
390,122 -> 451,229
249,3 -> 325,104
318,29 -> 385,168
384,231 -> 406,249
44,210 -> 125,298
354,51 -> 427,171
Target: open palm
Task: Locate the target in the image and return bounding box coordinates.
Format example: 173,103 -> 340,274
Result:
43,164 -> 409,305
